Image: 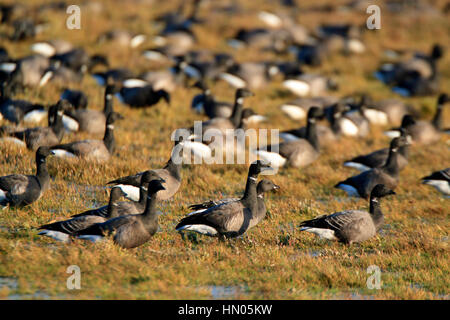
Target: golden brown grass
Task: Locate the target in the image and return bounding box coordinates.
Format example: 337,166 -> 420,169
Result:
0,0 -> 449,300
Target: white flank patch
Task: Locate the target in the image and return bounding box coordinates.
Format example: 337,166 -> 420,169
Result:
280,104 -> 306,120
279,132 -> 301,142
123,78 -> 148,88
258,11 -> 282,28
187,208 -> 207,216
39,70 -> 53,87
142,50 -> 167,61
219,73 -> 247,88
182,141 -> 212,159
363,109 -> 388,125
254,150 -> 287,168
340,118 -> 359,136
23,109 -> 47,124
130,34 -> 146,48
62,115 -> 80,132
30,42 -> 55,57
422,180 -> 450,196
115,184 -> 140,202
0,137 -> 26,147
0,62 -> 17,72
343,162 -> 371,172
51,149 -> 77,158
152,36 -> 167,46
247,114 -> 267,124
384,130 -> 401,138
336,184 -> 360,197
347,39 -> 365,54
77,235 -> 106,243
300,227 -> 337,240
38,230 -> 70,243
177,224 -> 218,236
0,189 -> 7,203
282,80 -> 310,96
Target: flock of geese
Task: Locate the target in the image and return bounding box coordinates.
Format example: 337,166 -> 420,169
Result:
0,1 -> 448,249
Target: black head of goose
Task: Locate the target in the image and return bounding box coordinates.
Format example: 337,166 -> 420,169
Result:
0,146 -> 53,207
421,168 -> 450,196
62,84 -> 119,134
0,99 -> 70,150
75,178 -> 166,249
344,128 -> 411,172
300,184 -> 395,244
37,187 -> 127,242
431,93 -> 449,131
175,160 -> 273,239
335,135 -> 410,198
118,84 -> 170,108
50,112 -> 123,161
255,106 -> 324,168
107,139 -> 183,201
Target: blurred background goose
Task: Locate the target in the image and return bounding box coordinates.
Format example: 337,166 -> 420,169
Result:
421,168 -> 450,196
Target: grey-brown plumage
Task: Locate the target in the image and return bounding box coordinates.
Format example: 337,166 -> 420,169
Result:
256,107 -> 323,168
0,99 -> 70,150
0,146 -> 52,207
300,184 -> 396,244
335,136 -> 410,198
75,178 -> 166,249
176,160 -> 273,239
38,187 -> 126,235
50,112 -> 123,161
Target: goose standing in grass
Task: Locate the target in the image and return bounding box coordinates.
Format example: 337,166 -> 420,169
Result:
340,98 -> 371,137
335,136 -> 410,198
361,97 -> 419,126
73,171 -> 164,218
344,129 -> 411,172
117,84 -> 170,108
0,146 -> 52,207
191,81 -> 233,118
187,179 -> 279,217
50,112 -> 123,162
175,160 -> 273,239
384,93 -> 448,144
74,178 -> 166,248
0,99 -> 69,150
107,140 -> 182,201
38,187 -> 127,242
300,184 -> 396,244
421,168 -> 450,196
255,107 -> 323,168
61,84 -> 119,134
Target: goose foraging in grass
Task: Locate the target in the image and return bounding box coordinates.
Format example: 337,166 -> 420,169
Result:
107,140 -> 183,201
421,168 -> 450,196
0,146 -> 52,207
50,112 -> 123,162
74,178 -> 166,248
335,136 -> 410,198
300,184 -> 395,244
175,160 -> 273,239
38,187 -> 127,242
255,107 -> 323,168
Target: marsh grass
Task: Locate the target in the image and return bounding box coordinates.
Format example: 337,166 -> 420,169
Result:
0,0 -> 449,299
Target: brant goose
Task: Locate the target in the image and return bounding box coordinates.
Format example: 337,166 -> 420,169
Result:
300,184 -> 395,244
191,81 -> 232,118
187,179 -> 279,218
30,40 -> 73,57
50,112 -> 123,162
0,99 -> 69,150
384,93 -> 448,144
97,30 -> 146,48
421,168 -> 450,196
38,187 -> 127,242
282,74 -> 338,97
361,97 -> 420,126
280,96 -> 338,121
117,84 -> 170,108
255,107 -> 323,168
75,178 -> 166,248
107,141 -> 182,201
0,146 -> 52,207
335,136 -> 410,198
219,62 -> 278,90
62,84 -> 119,134
344,129 -> 411,172
175,160 -> 273,239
